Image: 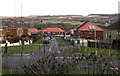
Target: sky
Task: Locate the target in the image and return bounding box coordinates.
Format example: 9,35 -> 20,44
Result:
0,0 -> 120,16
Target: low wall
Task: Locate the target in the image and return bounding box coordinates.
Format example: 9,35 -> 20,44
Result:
0,39 -> 33,47
88,41 -> 120,50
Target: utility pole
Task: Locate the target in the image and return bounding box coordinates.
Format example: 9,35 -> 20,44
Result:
40,20 -> 45,55
94,28 -> 97,55
20,0 -> 23,60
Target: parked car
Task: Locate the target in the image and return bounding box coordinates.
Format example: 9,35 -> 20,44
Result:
43,37 -> 51,44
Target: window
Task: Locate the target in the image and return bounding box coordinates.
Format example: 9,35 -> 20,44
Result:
88,26 -> 96,29
89,31 -> 94,34
7,27 -> 10,32
0,36 -> 3,40
48,32 -> 50,33
52,32 -> 57,34
0,28 -> 3,31
106,33 -> 112,39
117,30 -> 120,34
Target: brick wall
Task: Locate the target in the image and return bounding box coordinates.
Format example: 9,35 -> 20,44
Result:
75,31 -> 103,39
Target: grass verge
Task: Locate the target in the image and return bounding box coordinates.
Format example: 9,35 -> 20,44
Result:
77,47 -> 118,58
57,38 -> 68,46
22,45 -> 40,54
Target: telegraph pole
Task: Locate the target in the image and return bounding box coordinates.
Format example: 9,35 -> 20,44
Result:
94,28 -> 97,55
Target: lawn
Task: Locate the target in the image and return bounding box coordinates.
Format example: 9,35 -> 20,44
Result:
22,45 -> 40,54
77,47 -> 118,54
2,44 -> 40,54
56,38 -> 68,46
2,46 -> 21,54
77,47 -> 118,58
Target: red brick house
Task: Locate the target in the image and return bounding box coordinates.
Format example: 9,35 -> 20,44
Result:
42,27 -> 64,35
0,26 -> 7,43
4,19 -> 31,38
74,22 -> 103,39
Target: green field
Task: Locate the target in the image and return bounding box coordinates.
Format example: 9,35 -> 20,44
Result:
25,20 -> 109,26
25,20 -> 84,25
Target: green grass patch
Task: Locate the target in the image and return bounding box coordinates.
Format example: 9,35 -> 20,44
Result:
78,47 -> 118,54
2,70 -> 117,75
57,38 -> 68,46
77,47 -> 118,58
2,70 -> 25,74
22,45 -> 40,54
2,46 -> 21,54
59,43 -> 67,46
64,48 -> 73,53
56,38 -> 63,43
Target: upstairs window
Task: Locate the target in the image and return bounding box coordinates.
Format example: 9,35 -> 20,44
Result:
89,31 -> 94,34
0,28 -> 3,31
0,36 -> 4,40
7,27 -> 10,32
117,30 -> 120,34
106,33 -> 112,39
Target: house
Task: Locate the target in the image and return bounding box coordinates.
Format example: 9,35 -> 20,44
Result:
69,24 -> 81,35
0,26 -> 7,43
29,28 -> 41,35
103,21 -> 120,43
4,19 -> 30,38
42,27 -> 64,35
74,22 -> 103,39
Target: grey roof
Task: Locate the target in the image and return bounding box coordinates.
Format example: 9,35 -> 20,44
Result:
3,19 -> 30,29
105,21 -> 120,30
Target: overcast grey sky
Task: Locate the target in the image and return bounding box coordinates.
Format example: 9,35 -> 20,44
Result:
0,0 -> 119,16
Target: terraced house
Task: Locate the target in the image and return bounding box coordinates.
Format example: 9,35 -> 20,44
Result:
1,19 -> 31,43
